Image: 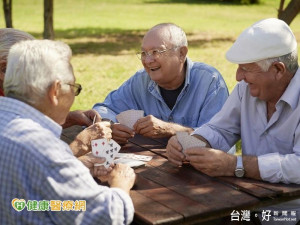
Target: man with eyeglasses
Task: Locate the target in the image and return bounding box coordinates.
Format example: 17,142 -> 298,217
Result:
0,40 -> 135,225
0,28 -> 114,168
93,23 -> 229,144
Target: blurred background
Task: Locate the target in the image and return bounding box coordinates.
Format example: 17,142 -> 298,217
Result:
1,0 -> 299,110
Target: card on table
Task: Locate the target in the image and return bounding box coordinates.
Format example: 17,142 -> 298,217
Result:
116,109 -> 144,129
91,138 -> 121,168
176,131 -> 206,154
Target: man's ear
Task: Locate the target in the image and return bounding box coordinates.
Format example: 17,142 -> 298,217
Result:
0,60 -> 7,81
179,46 -> 188,63
47,80 -> 61,106
272,62 -> 286,80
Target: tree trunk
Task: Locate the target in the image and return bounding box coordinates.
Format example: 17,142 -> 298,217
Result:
278,0 -> 300,25
43,0 -> 54,39
3,0 -> 13,28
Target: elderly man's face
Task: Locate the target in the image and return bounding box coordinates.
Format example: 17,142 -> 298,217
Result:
236,63 -> 279,102
140,29 -> 184,89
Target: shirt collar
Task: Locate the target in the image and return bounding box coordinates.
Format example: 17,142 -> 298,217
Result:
148,57 -> 193,90
279,68 -> 300,110
0,97 -> 62,137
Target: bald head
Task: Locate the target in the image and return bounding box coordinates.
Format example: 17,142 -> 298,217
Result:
144,23 -> 188,48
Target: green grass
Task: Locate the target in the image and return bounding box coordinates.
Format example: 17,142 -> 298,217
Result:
2,0 -> 300,111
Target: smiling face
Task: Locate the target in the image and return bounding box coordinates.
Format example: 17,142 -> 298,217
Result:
236,62 -> 289,104
140,27 -> 187,89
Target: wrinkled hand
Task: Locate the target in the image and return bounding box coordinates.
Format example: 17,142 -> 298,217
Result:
108,164 -> 136,194
63,110 -> 102,128
111,123 -> 135,145
71,121 -> 112,157
133,115 -> 172,138
166,136 -> 185,166
78,152 -> 113,177
185,147 -> 235,177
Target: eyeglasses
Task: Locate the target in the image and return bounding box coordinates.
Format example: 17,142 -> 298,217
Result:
66,83 -> 82,96
136,47 -> 178,60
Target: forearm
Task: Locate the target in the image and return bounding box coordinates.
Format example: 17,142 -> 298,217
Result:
166,122 -> 194,137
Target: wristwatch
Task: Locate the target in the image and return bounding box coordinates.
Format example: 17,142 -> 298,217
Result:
234,155 -> 245,178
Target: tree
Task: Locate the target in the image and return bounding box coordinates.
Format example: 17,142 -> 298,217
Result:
2,0 -> 13,28
43,0 -> 54,39
278,0 -> 300,25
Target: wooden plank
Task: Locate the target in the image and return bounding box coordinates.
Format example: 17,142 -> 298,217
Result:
130,191 -> 183,225
134,164 -> 259,223
218,177 -> 281,198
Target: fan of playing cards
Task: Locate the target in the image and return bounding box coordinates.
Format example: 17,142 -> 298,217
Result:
91,138 -> 153,168
176,131 -> 206,155
91,138 -> 121,168
116,109 -> 144,129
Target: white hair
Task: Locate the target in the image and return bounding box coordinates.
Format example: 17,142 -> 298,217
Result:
256,50 -> 299,74
150,23 -> 188,47
4,40 -> 74,105
0,28 -> 34,60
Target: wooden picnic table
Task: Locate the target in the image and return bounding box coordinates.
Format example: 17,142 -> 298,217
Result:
122,134 -> 300,225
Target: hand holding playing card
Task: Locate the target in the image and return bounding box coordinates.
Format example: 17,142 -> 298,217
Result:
176,131 -> 206,155
77,152 -> 112,177
116,109 -> 144,129
111,123 -> 135,145
166,135 -> 186,166
134,115 -> 171,138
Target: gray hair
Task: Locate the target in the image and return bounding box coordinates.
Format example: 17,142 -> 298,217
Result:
150,23 -> 188,47
256,50 -> 299,74
4,40 -> 74,105
0,28 -> 34,60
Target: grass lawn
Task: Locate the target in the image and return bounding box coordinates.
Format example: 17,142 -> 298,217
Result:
3,0 -> 300,110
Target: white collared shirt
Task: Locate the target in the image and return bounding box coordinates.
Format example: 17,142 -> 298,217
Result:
194,68 -> 300,184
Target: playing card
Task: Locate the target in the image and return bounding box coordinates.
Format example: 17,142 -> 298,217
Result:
114,158 -> 146,168
107,139 -> 121,159
115,153 -> 152,162
176,131 -> 206,154
116,109 -> 144,129
91,138 -> 120,168
91,138 -> 109,158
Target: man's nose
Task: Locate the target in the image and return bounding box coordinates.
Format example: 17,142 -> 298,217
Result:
144,55 -> 155,64
236,69 -> 245,82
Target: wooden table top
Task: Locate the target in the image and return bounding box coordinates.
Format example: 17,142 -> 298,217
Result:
123,135 -> 300,225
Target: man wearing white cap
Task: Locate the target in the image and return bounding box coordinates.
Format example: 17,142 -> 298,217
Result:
166,18 -> 300,224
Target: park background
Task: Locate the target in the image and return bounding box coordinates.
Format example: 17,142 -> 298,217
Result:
1,0 -> 299,111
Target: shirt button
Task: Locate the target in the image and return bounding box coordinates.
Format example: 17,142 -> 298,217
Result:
168,116 -> 173,121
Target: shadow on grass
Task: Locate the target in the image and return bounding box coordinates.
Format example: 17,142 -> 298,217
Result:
30,27 -> 234,56
144,0 -> 242,5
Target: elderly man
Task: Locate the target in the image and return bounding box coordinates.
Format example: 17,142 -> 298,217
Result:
0,28 -> 112,162
0,28 -> 103,132
0,40 -> 135,224
167,18 -> 300,224
93,23 -> 229,144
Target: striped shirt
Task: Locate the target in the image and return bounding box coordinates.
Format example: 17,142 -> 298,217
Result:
0,97 -> 134,225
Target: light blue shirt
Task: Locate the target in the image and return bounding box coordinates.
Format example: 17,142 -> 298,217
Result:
194,68 -> 300,185
93,58 -> 229,129
0,97 -> 134,225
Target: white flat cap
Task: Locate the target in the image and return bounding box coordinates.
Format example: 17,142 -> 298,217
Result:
226,18 -> 297,64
